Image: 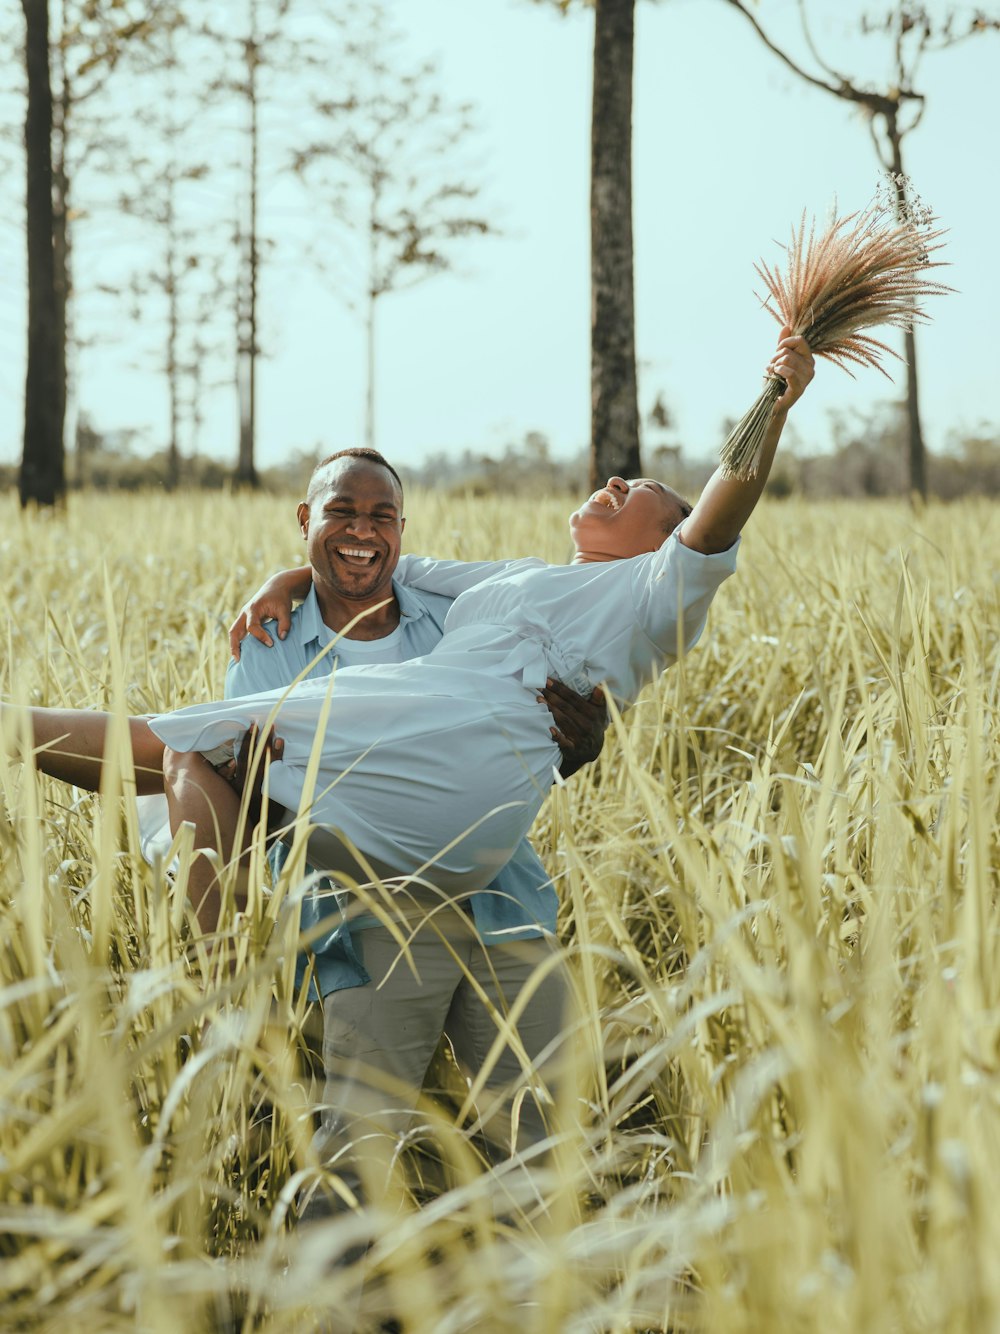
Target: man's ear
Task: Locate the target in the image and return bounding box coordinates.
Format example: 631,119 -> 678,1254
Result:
296,501 -> 309,537
400,516 -> 406,535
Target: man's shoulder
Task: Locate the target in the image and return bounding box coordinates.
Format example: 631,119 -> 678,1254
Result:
248,599 -> 316,659
226,606 -> 312,698
392,571 -> 453,629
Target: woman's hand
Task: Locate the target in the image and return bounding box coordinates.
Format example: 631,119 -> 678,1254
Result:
228,566 -> 313,659
681,328 -> 815,555
768,329 -> 815,415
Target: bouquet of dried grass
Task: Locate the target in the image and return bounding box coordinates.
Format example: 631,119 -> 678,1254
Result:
720,182 -> 950,480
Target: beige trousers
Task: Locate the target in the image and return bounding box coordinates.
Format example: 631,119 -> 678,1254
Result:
301,889 -> 569,1222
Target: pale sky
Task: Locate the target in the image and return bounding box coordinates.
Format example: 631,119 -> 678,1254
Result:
1,0 -> 997,472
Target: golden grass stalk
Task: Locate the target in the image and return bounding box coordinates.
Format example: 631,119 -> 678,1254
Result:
721,182 -> 951,480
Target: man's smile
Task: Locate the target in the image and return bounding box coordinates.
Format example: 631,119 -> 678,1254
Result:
335,546 -> 380,566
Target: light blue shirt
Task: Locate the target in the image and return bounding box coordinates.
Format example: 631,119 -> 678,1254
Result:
224,580 -> 559,996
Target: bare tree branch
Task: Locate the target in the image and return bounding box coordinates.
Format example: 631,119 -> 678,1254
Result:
717,0 -> 1000,502
721,0 -> 909,117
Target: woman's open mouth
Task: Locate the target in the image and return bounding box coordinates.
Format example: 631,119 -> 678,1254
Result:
590,489 -> 621,512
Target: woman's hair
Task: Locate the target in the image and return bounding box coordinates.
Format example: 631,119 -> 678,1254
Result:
666,497 -> 693,534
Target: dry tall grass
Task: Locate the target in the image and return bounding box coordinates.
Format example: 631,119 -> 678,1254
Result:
1,489 -> 998,1333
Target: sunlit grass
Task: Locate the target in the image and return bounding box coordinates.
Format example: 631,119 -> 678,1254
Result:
1,488 -> 999,1331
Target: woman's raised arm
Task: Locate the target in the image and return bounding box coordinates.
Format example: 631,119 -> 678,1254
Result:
680,330 -> 814,555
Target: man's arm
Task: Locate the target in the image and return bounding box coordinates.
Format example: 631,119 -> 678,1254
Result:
680,330 -> 814,555
542,681 -> 607,779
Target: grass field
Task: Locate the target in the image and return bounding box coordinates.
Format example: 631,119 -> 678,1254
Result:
1,489 -> 999,1333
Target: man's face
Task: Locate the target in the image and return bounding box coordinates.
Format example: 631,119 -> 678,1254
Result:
297,459 -> 405,603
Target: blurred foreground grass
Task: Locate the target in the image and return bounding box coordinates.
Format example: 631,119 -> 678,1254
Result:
1,489 -> 999,1333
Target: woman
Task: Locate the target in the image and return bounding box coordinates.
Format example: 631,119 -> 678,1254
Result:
150,332 -> 814,905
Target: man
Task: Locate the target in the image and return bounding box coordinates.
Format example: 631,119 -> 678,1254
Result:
220,447 -> 606,1222
11,448 -> 604,1205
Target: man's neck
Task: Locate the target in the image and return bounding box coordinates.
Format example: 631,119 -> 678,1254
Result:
314,584 -> 402,641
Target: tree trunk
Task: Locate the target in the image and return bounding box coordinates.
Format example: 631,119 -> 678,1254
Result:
19,0 -> 66,508
52,46 -> 71,481
589,0 -> 640,490
235,6 -> 259,489
365,185 -> 377,451
166,219 -> 180,491
901,326 -> 926,502
164,29 -> 182,491
365,290 -> 376,452
888,134 -> 927,503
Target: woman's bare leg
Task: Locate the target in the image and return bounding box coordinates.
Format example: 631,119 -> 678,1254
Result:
162,747 -> 250,934
2,707 -> 166,794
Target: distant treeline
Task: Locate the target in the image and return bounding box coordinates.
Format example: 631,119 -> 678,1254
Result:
2,404 -> 997,500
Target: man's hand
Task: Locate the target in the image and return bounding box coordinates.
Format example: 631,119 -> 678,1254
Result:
218,723 -> 287,834
541,679 -> 608,779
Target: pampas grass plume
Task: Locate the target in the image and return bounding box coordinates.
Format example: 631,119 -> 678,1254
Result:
720,180 -> 951,480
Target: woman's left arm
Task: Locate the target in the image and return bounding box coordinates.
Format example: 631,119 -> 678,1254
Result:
680,330 -> 814,555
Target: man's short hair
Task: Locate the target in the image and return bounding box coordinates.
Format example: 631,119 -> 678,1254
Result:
306,448 -> 404,505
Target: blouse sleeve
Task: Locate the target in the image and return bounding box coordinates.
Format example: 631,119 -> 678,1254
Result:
394,553 -> 528,599
630,528 -> 740,659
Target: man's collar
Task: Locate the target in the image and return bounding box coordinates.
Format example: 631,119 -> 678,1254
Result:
298,576 -> 428,645
393,579 -> 430,622
294,585 -> 331,645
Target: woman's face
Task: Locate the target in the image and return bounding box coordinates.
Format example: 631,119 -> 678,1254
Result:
569,476 -> 689,563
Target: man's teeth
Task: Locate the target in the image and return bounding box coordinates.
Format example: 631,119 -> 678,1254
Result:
338,547 -> 376,561
594,490 -> 620,511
